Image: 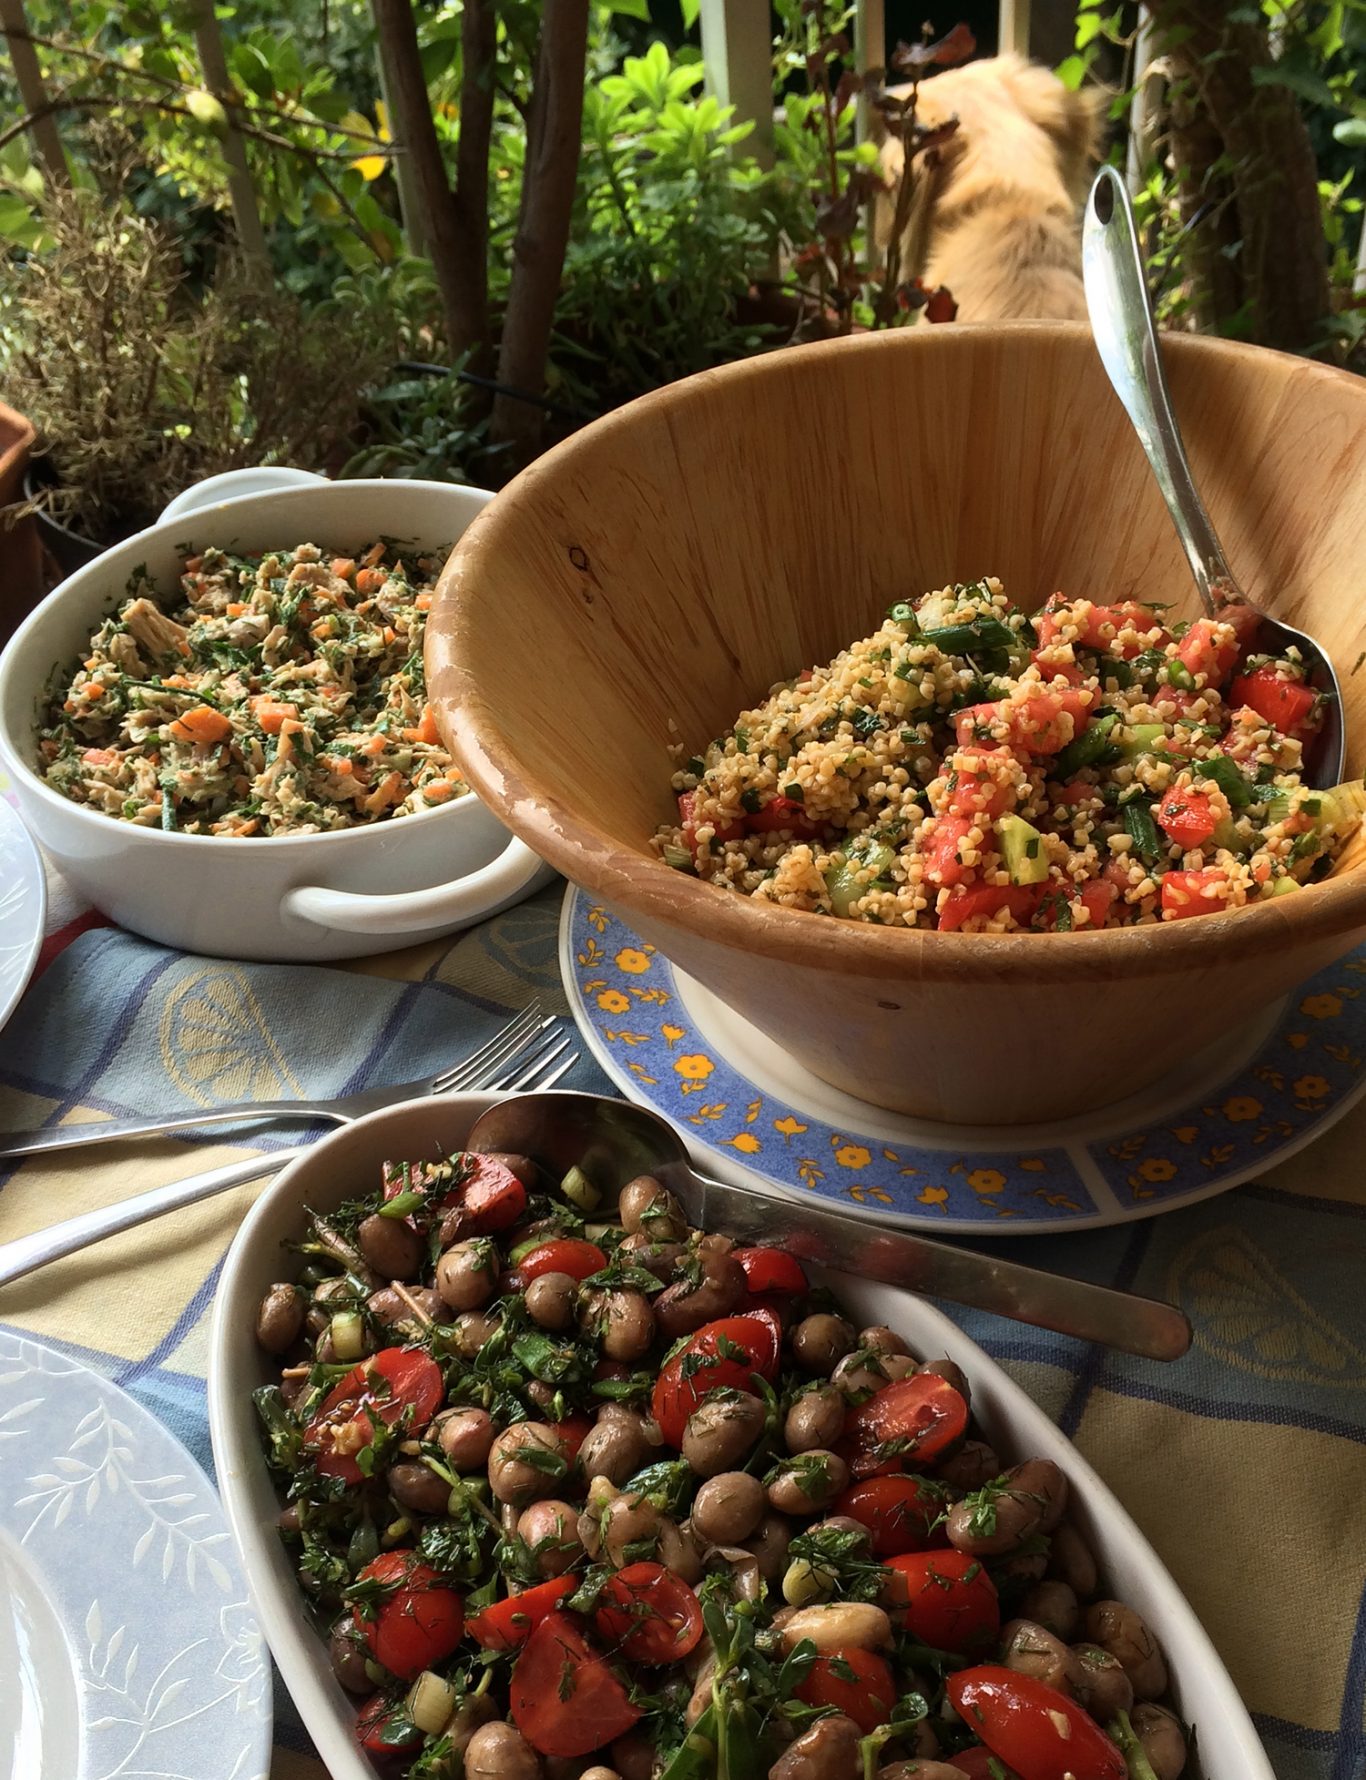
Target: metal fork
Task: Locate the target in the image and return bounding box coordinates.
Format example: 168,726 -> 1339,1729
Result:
0,1000 -> 552,1160
0,1017 -> 579,1290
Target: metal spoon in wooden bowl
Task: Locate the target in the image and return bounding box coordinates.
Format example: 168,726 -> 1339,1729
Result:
1082,165 -> 1344,787
468,1090 -> 1192,1362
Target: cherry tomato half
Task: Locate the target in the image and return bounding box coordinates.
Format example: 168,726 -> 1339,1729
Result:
553,1414 -> 593,1464
734,1247 -> 808,1296
885,1549 -> 1000,1654
840,1373 -> 969,1479
351,1551 -> 464,1681
520,1238 -> 608,1283
953,1749 -> 1023,1780
467,1576 -> 578,1651
354,1692 -> 421,1756
835,1475 -> 946,1555
510,1611 -> 642,1757
595,1562 -> 704,1665
947,1667 -> 1126,1780
652,1313 -> 781,1448
304,1348 -> 443,1484
796,1647 -> 897,1735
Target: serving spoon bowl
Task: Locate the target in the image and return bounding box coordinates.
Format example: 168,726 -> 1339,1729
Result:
467,1090 -> 1192,1361
1083,165 -> 1345,787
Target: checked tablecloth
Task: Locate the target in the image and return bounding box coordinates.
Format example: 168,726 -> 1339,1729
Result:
0,857 -> 1363,1780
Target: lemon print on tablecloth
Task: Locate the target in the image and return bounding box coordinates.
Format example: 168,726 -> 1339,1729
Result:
159,967 -> 304,1105
1171,1227 -> 1366,1385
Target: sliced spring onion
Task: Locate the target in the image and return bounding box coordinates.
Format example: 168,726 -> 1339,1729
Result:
1193,756 -> 1252,809
328,1311 -> 366,1362
917,617 -> 1019,657
378,1190 -> 424,1219
662,843 -> 694,872
1165,659 -> 1196,691
561,1164 -> 601,1212
1052,711 -> 1120,780
1123,802 -> 1161,860
408,1670 -> 460,1735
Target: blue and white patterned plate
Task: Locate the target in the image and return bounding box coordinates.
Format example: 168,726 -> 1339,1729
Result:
560,886 -> 1366,1235
0,1330 -> 270,1780
0,799 -> 44,1037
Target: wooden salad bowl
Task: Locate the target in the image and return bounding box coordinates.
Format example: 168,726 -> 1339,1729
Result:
428,325 -> 1366,1124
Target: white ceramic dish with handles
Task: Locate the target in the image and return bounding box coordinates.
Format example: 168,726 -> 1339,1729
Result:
208,1092 -> 1273,1780
0,476 -> 552,961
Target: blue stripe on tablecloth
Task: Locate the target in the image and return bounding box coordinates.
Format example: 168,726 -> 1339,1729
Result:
1057,1220 -> 1155,1437
1077,1375 -> 1366,1448
1330,1582 -> 1366,1780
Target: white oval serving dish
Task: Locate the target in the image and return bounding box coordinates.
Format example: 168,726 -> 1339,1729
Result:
208,1092 -> 1273,1780
0,479 -> 551,961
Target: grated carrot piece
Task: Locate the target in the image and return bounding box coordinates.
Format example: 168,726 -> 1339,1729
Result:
362,770 -> 405,816
401,705 -> 440,746
422,779 -> 455,802
414,590 -> 433,611
250,696 -> 300,734
184,555 -> 204,572
330,557 -> 356,581
356,566 -> 387,595
361,542 -> 385,568
226,601 -> 247,618
169,705 -> 232,745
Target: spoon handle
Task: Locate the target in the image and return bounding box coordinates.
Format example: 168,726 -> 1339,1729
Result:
1082,166 -> 1238,618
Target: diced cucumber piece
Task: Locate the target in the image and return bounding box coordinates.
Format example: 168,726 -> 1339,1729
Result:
996,814 -> 1049,885
1324,780 -> 1366,840
1264,875 -> 1302,898
1119,722 -> 1165,762
1266,789 -> 1323,827
824,841 -> 896,917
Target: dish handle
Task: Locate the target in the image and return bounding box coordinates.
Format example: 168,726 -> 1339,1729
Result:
159,467 -> 327,524
282,833 -> 552,937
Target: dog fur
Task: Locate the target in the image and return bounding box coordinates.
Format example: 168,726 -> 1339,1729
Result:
876,55 -> 1105,323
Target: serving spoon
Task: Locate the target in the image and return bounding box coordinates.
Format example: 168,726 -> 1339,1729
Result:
468,1090 -> 1192,1362
1082,165 -> 1344,788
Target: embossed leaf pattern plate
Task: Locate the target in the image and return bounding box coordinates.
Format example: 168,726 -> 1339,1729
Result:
0,798 -> 44,1037
560,886 -> 1366,1235
0,1330 -> 271,1780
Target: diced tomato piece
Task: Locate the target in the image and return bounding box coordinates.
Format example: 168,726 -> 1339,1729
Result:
1177,617 -> 1241,687
885,1549 -> 1001,1655
304,1349 -> 444,1485
1160,867 -> 1233,920
351,1552 -> 464,1680
456,1153 -> 528,1234
552,1415 -> 593,1464
959,690 -> 1090,757
952,1750 -> 1023,1780
747,794 -> 819,837
1052,777 -> 1097,807
520,1238 -> 608,1282
595,1562 -> 704,1665
1029,650 -> 1084,686
947,1668 -> 1126,1780
1035,599 -> 1155,652
1155,784 -> 1219,849
355,1692 -> 422,1756
797,1648 -> 897,1735
652,1314 -> 781,1448
924,813 -> 973,887
840,1374 -> 969,1479
510,1612 -> 642,1756
467,1577 -> 578,1651
834,1475 -> 946,1555
1228,665 -> 1321,743
1078,880 -> 1116,928
937,884 -> 1041,933
678,790 -> 743,861
734,1247 -> 808,1295
946,762 -> 1014,819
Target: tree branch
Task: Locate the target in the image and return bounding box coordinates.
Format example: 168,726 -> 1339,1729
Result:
189,0 -> 267,268
0,0 -> 70,184
451,0 -> 496,381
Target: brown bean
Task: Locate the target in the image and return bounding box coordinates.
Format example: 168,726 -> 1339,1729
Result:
609,1737 -> 654,1780
1047,1522 -> 1099,1599
593,1290 -> 656,1363
831,1351 -> 890,1402
685,1656 -> 716,1728
277,1504 -> 301,1535
876,1765 -> 970,1780
449,1309 -> 502,1360
464,1722 -> 542,1780
578,1413 -> 656,1486
436,1406 -> 496,1470
698,1541 -> 763,1600
616,1232 -> 685,1281
1011,1459 -> 1068,1533
488,1423 -> 567,1506
766,1450 -> 849,1516
994,1549 -> 1049,1590
517,1500 -> 583,1576
745,1513 -> 791,1582
780,1603 -> 892,1652
783,1385 -> 845,1455
655,1256 -> 747,1339
946,1459 -> 1067,1557
1001,1618 -> 1080,1695
915,1357 -> 971,1407
387,1460 -> 451,1515
692,1472 -> 767,1545
306,1276 -> 353,1335
580,1770 -> 622,1780
1020,1579 -> 1081,1641
327,1618 -> 371,1693
1130,1703 -> 1188,1780
443,1695 -> 499,1765
436,1240 -> 498,1312
682,1391 -> 766,1476
601,1493 -> 662,1568
791,1314 -> 856,1376
859,1325 -> 911,1358
367,1285 -> 449,1331
935,1440 -> 1000,1493
1071,1642 -> 1134,1720
526,1271 -> 579,1331
356,1212 -> 424,1282
618,1175 -> 687,1240
279,1373 -> 309,1411
658,1517 -> 702,1584
768,1714 -> 863,1780
255,1283 -> 305,1354
1085,1600 -> 1168,1699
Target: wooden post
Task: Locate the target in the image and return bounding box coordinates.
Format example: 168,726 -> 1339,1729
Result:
0,0 -> 69,184
189,0 -> 268,267
373,39 -> 426,254
1125,6 -> 1159,195
699,0 -> 773,171
998,0 -> 1031,55
855,0 -> 885,274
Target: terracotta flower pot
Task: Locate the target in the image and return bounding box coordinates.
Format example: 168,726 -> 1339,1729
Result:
0,404 -> 46,649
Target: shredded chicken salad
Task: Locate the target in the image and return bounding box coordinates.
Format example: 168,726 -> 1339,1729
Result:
38,541 -> 467,836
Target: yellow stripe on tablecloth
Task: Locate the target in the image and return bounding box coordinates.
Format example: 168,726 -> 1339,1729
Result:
0,1125 -> 276,1359
1075,1387 -> 1362,1733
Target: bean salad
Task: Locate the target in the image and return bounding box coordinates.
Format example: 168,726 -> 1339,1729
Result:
254,1142 -> 1193,1780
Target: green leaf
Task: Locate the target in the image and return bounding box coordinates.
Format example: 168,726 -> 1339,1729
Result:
1333,117 -> 1366,145
681,0 -> 701,26
0,192 -> 43,249
1075,13 -> 1104,48
611,0 -> 651,15
1250,61 -> 1340,110
1056,54 -> 1088,91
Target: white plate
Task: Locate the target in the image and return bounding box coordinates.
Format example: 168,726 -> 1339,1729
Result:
0,800 -> 44,1037
561,885 -> 1366,1235
0,1328 -> 270,1780
209,1090 -> 1273,1780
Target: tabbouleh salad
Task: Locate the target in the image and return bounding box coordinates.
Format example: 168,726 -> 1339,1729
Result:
657,578 -> 1362,933
38,541 -> 466,836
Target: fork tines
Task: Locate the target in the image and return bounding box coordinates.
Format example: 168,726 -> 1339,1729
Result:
434,1001 -> 546,1093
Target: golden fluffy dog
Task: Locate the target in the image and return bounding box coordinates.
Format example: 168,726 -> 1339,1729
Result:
876,55 -> 1105,322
